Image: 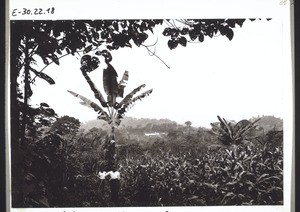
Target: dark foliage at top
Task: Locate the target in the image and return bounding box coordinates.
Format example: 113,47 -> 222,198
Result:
10,19 -> 246,104
162,19 -> 245,49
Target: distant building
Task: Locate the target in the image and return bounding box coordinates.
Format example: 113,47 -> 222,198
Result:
144,132 -> 166,137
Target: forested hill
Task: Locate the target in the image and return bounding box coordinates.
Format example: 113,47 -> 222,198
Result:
81,117 -> 180,132
81,115 -> 283,133
250,115 -> 283,131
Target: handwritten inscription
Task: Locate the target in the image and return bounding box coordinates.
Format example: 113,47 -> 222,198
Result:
12,7 -> 55,17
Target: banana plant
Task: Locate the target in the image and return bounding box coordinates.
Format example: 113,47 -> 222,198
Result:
210,116 -> 260,146
67,51 -> 153,202
69,51 -> 152,145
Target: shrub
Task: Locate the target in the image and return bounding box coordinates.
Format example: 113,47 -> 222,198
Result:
117,144 -> 283,206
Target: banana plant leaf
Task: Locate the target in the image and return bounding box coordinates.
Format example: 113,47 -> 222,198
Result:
67,90 -> 109,120
117,89 -> 153,118
234,118 -> 261,140
81,69 -> 107,107
117,70 -> 129,98
103,63 -> 119,106
115,84 -> 146,109
30,67 -> 55,85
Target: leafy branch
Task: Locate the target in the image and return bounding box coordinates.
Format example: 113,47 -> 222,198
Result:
30,46 -> 101,84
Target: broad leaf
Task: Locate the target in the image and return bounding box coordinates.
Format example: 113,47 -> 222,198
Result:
234,118 -> 260,139
80,68 -> 107,107
225,28 -> 234,40
198,34 -> 204,42
117,89 -> 153,118
115,84 -> 146,109
117,70 -> 129,98
30,68 -> 55,85
168,39 -> 178,50
179,37 -> 187,47
189,30 -> 198,41
103,63 -> 119,106
67,90 -> 109,120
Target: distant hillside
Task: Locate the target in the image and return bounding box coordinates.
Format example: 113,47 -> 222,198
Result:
80,117 -> 179,132
81,115 -> 283,134
80,119 -> 109,131
250,115 -> 283,131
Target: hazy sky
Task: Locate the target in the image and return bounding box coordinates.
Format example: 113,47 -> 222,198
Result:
29,18 -> 287,128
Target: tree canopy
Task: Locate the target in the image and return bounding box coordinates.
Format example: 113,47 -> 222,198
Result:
11,19 -> 248,148
11,19 -> 247,99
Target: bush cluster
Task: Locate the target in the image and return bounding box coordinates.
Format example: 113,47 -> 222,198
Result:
12,117 -> 283,207
118,145 -> 283,206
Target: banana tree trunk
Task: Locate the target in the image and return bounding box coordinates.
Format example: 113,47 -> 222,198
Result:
105,125 -> 120,203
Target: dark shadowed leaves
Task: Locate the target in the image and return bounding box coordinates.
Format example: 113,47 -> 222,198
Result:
83,44 -> 93,54
40,102 -> 49,107
189,30 -> 198,41
168,40 -> 178,50
50,54 -> 60,65
80,55 -> 100,72
198,34 -> 204,42
225,28 -> 234,41
162,28 -> 172,36
181,27 -> 189,35
81,55 -> 92,68
99,50 -> 112,63
179,37 -> 187,47
30,69 -> 55,85
132,32 -> 148,47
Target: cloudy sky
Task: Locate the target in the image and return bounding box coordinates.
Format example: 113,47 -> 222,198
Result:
27,18 -> 290,128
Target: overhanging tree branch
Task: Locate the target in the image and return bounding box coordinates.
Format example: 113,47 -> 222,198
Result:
30,46 -> 100,83
142,44 -> 170,69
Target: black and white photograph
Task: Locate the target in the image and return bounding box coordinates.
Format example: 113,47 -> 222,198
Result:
7,1 -> 293,211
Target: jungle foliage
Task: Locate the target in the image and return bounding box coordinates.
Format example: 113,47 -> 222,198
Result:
10,19 -> 278,207
12,114 -> 283,207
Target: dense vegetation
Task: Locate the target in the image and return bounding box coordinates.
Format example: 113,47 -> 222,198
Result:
10,19 -> 278,207
14,114 -> 283,207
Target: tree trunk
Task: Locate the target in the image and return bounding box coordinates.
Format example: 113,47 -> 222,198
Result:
106,125 -> 120,203
20,36 -> 30,149
10,35 -> 25,207
10,31 -> 22,149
